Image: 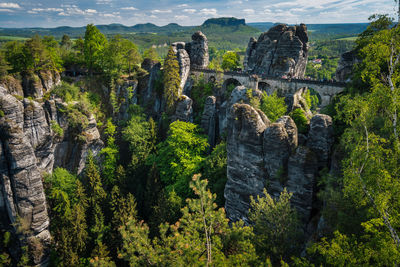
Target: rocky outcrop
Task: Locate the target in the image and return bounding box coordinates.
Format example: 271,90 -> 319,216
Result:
172,42 -> 191,94
244,24 -> 309,78
335,50 -> 359,82
115,80 -> 138,121
0,76 -> 103,264
172,95 -> 193,122
224,88 -> 335,226
201,96 -> 217,147
22,71 -> 61,98
307,114 -> 334,169
224,103 -> 269,223
0,87 -> 50,265
186,31 -> 209,69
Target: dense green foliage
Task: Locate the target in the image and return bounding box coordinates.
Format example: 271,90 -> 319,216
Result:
260,91 -> 287,122
163,46 -> 181,113
151,121 -> 209,197
290,109 -> 309,134
221,51 -> 240,71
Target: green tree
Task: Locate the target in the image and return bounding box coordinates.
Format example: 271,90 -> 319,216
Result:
143,47 -> 159,61
45,168 -> 88,266
119,176 -> 258,266
248,188 -> 303,264
199,142 -> 227,207
0,52 -> 10,78
4,41 -> 25,73
221,51 -> 240,71
290,108 -> 309,134
151,121 -> 209,198
84,24 -> 107,75
60,34 -> 72,50
100,119 -> 119,188
163,46 -> 181,113
260,91 -> 287,122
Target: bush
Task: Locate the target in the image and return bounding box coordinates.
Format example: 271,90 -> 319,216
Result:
50,120 -> 64,138
52,82 -> 80,102
260,92 -> 287,122
290,109 -> 309,134
246,89 -> 260,109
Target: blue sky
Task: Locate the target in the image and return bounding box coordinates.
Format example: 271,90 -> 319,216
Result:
0,0 -> 396,28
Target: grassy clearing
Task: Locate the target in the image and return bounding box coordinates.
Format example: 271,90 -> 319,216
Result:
336,36 -> 358,41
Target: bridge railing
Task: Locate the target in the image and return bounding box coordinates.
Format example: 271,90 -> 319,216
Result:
190,68 -> 347,87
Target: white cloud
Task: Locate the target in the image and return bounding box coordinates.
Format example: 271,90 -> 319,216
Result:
0,8 -> 13,12
121,7 -> 137,10
96,0 -> 112,4
85,9 -> 97,14
243,8 -> 254,14
0,3 -> 20,9
149,14 -> 157,18
177,4 -> 188,8
151,9 -> 172,14
199,8 -> 217,16
174,15 -> 188,20
183,8 -> 196,14
32,8 -> 63,12
57,6 -> 97,16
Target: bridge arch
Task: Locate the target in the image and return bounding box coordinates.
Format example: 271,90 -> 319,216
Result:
223,78 -> 242,91
258,81 -> 274,95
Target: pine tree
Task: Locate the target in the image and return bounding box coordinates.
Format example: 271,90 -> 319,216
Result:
163,46 -> 181,113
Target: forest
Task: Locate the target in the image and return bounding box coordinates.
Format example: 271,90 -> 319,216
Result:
0,9 -> 399,267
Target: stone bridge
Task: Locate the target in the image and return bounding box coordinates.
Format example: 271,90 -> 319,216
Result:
190,68 -> 347,107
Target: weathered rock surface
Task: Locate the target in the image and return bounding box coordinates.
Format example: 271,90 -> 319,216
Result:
22,71 -> 61,98
224,86 -> 335,226
172,95 -> 193,122
115,80 -> 138,121
0,87 -> 50,265
186,31 -> 209,69
244,24 -> 309,78
224,103 -> 269,223
172,42 -> 191,94
335,50 -> 359,82
201,96 -> 217,147
0,75 -> 103,264
307,114 -> 334,169
286,146 -> 318,221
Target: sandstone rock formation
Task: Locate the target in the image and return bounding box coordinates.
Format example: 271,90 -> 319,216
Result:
186,31 -> 209,69
201,96 -> 217,147
22,70 -> 61,98
224,103 -> 270,223
244,24 -> 309,78
172,42 -> 191,94
172,95 -> 193,122
335,50 -> 359,82
224,88 -> 335,227
0,75 -> 103,264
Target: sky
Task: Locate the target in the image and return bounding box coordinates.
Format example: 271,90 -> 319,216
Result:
0,0 -> 396,28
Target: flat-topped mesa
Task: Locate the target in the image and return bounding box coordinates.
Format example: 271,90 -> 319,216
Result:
244,23 -> 309,79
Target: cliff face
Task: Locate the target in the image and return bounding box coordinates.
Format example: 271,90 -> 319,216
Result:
244,24 -> 309,78
224,86 -> 334,230
335,50 -> 360,82
0,74 -> 103,265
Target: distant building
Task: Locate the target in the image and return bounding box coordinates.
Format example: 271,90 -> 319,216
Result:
312,59 -> 322,64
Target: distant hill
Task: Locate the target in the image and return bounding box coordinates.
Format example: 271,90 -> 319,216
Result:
248,22 -> 369,40
202,17 -> 246,27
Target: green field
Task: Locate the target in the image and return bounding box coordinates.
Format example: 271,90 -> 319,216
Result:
0,35 -> 29,41
336,36 -> 358,41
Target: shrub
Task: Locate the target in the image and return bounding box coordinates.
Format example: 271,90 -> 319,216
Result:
52,82 -> 80,102
290,109 -> 309,134
246,89 -> 260,109
260,92 -> 287,122
50,120 -> 64,138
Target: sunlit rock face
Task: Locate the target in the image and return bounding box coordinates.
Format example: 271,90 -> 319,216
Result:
244,24 -> 309,78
